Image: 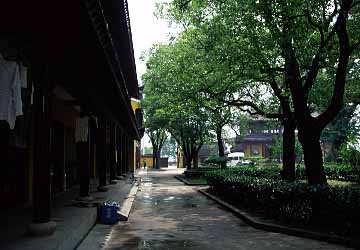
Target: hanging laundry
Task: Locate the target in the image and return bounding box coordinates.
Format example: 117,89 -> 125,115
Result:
0,53 -> 24,129
75,116 -> 89,142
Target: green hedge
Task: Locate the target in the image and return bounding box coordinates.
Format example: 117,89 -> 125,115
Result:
205,171 -> 360,234
228,166 -> 282,179
295,164 -> 359,182
225,164 -> 360,182
184,166 -> 220,178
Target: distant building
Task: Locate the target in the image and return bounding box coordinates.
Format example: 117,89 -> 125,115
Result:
141,154 -> 169,168
198,145 -> 219,162
232,120 -> 280,158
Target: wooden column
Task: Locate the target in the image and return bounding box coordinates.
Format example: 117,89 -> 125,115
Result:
89,118 -> 97,179
29,64 -> 56,235
126,137 -> 130,173
129,138 -> 135,173
122,134 -> 127,174
76,115 -> 91,199
116,126 -> 122,176
97,118 -> 107,191
109,122 -> 117,183
77,140 -> 90,198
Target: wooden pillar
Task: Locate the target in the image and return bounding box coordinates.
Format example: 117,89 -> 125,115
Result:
29,64 -> 56,235
126,137 -> 130,173
77,141 -> 90,198
116,127 -> 122,176
89,118 -> 97,179
121,132 -> 126,174
109,122 -> 117,183
129,138 -> 135,173
76,116 -> 91,199
97,117 -> 107,190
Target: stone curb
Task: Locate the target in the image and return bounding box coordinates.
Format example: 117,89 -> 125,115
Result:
117,179 -> 139,221
198,189 -> 360,249
75,179 -> 140,250
174,175 -> 208,186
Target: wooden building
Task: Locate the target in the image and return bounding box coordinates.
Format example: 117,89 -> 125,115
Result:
0,0 -> 143,235
232,120 -> 279,158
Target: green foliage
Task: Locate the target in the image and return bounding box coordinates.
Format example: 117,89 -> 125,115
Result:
204,155 -> 230,168
268,136 -> 304,162
208,164 -> 360,182
225,165 -> 282,179
340,145 -> 360,167
143,147 -> 153,155
161,136 -> 177,158
296,164 -> 360,183
205,171 -> 360,231
242,156 -> 264,166
141,41 -> 211,168
321,104 -> 360,161
159,0 -> 360,184
184,166 -> 220,178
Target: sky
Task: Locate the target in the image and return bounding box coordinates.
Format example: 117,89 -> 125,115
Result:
128,0 -> 175,86
128,0 -> 175,148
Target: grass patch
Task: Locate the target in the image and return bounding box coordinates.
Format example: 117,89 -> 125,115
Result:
328,180 -> 359,187
181,176 -> 208,185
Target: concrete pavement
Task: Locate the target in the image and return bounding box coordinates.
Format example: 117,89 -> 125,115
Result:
78,168 -> 354,250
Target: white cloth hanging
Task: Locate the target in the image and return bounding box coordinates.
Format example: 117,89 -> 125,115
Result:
75,116 -> 89,142
0,53 -> 24,129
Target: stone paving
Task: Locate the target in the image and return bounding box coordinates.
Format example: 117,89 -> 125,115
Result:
0,176 -> 135,250
80,168 -> 354,250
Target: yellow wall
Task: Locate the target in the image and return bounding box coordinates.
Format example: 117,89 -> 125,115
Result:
177,148 -> 184,168
244,145 -> 251,157
131,99 -> 140,111
131,99 -> 141,172
141,155 -> 154,168
244,144 -> 263,157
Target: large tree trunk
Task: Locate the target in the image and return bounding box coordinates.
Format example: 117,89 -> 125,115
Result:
193,151 -> 199,168
216,127 -> 226,169
281,118 -> 296,181
216,128 -> 225,157
298,130 -> 327,185
185,153 -> 192,169
152,148 -> 156,169
156,150 -> 161,169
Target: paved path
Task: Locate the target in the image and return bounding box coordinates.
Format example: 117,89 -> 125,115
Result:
84,168 -> 353,250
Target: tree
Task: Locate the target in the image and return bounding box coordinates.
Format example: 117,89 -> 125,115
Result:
142,42 -> 210,169
160,1 -> 298,181
161,136 -> 177,158
321,104 -> 359,161
148,129 -> 167,169
141,69 -> 168,169
161,0 -> 360,184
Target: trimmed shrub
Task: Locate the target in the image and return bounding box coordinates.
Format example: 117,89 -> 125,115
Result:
184,166 -> 220,178
204,155 -> 231,168
221,164 -> 359,182
205,170 -> 360,234
295,164 -> 359,182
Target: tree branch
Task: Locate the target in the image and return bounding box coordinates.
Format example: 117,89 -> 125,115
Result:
223,99 -> 282,119
317,0 -> 352,130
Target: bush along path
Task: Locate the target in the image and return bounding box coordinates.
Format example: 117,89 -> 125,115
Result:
204,166 -> 360,245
